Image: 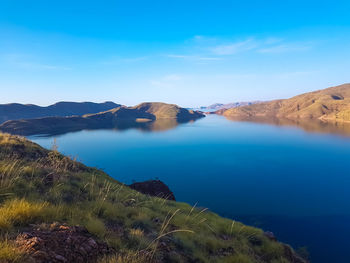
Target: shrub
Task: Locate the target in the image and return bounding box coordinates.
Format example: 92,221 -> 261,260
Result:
85,217 -> 106,238
223,254 -> 254,263
98,252 -> 148,263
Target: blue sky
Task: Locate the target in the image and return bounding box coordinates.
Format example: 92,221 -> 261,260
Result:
0,0 -> 349,107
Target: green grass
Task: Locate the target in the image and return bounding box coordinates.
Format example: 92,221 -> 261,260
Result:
0,132 -> 304,262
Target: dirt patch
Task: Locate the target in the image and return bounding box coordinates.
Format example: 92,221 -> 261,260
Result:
15,223 -> 111,263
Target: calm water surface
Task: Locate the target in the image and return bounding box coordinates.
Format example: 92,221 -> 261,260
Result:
31,115 -> 350,263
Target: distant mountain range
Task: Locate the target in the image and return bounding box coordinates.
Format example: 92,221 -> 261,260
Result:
0,102 -> 205,135
0,101 -> 120,124
200,101 -> 262,111
219,83 -> 350,122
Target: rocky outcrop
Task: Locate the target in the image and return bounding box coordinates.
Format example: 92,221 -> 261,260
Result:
283,245 -> 309,263
129,180 -> 176,200
15,223 -> 111,263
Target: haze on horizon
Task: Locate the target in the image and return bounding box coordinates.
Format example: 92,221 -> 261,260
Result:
0,0 -> 349,107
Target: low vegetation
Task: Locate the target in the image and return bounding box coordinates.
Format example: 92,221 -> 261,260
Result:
0,238 -> 25,262
0,133 -> 305,262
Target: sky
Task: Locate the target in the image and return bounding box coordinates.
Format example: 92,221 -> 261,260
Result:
0,0 -> 350,107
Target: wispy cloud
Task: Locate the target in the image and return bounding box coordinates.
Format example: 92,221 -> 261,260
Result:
150,74 -> 185,89
166,54 -> 222,61
187,36 -> 312,57
210,39 -> 257,55
100,56 -> 148,65
3,54 -> 71,70
263,37 -> 284,45
258,44 -> 311,53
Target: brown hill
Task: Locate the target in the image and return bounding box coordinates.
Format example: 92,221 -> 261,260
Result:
0,103 -> 204,135
221,84 -> 350,122
132,102 -> 203,120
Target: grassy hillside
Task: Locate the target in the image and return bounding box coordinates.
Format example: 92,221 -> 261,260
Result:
0,133 -> 306,263
221,84 -> 350,122
0,103 -> 204,136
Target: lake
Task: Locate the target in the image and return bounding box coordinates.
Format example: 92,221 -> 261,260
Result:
30,115 -> 350,263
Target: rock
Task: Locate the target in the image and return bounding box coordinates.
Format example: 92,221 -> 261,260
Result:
261,232 -> 308,263
283,244 -> 309,263
54,255 -> 67,262
264,231 -> 277,241
15,223 -> 112,263
249,236 -> 263,246
129,180 -> 176,200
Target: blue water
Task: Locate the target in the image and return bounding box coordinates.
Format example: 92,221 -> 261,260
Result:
31,115 -> 350,263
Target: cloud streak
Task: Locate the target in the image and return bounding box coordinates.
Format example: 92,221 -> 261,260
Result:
210,39 -> 257,55
3,54 -> 71,71
189,36 -> 312,57
101,56 -> 148,65
258,44 -> 311,53
166,54 -> 223,61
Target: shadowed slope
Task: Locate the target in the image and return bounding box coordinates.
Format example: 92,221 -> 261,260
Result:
0,101 -> 120,124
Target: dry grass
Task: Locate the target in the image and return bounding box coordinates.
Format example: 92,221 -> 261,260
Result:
98,252 -> 148,263
129,228 -> 144,237
0,199 -> 48,230
0,237 -> 25,263
0,160 -> 23,190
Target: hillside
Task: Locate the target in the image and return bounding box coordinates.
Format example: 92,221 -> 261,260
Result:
201,101 -> 262,111
0,133 -> 306,263
132,102 -> 204,120
220,84 -> 350,122
0,103 -> 205,136
0,101 -> 120,124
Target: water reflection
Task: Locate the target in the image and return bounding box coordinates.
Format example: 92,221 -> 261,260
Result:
110,118 -> 183,132
224,116 -> 350,136
33,118 -> 194,137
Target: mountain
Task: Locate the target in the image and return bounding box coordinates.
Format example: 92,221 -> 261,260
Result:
0,101 -> 120,124
220,84 -> 350,122
0,102 -> 205,135
201,101 -> 262,111
132,102 -> 204,120
0,132 -> 307,263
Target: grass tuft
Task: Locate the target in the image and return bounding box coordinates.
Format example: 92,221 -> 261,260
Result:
0,237 -> 25,263
0,199 -> 48,230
